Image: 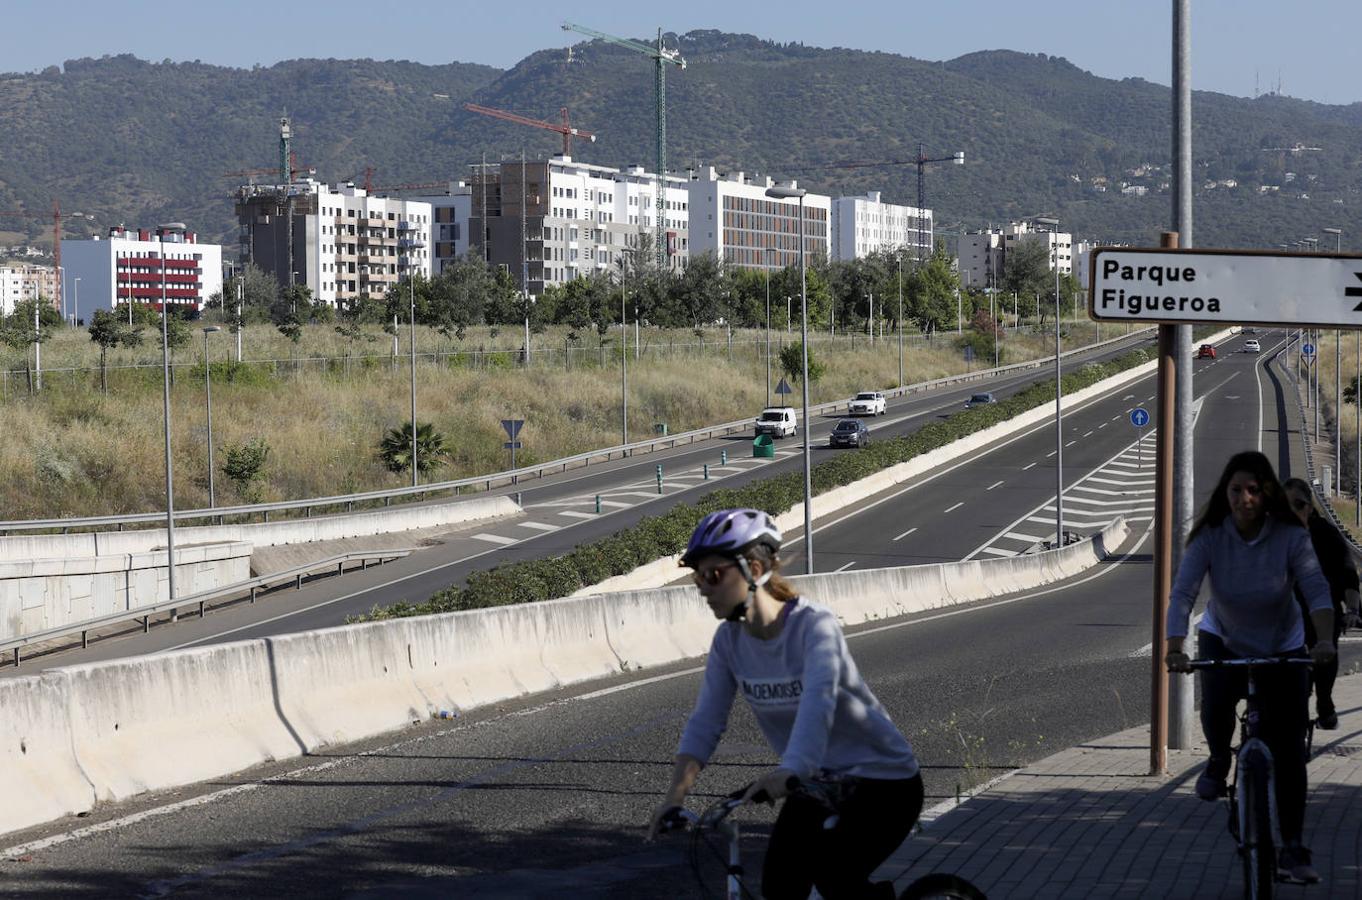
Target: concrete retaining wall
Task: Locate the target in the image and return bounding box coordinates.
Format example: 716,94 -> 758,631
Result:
0,542 -> 253,644
0,517 -> 1124,840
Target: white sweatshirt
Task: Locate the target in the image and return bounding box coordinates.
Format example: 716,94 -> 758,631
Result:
676,597 -> 919,780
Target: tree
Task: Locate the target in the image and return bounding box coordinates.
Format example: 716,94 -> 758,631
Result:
87,309 -> 139,393
999,239 -> 1054,321
377,421 -> 451,475
778,341 -> 826,385
906,249 -> 960,333
220,438 -> 270,503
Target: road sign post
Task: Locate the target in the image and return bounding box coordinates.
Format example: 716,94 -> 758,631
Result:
501,419 -> 525,481
1131,407 -> 1150,466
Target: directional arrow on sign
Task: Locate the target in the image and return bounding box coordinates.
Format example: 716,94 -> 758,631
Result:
1348,272 -> 1362,310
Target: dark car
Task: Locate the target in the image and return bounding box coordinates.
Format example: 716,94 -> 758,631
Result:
829,418 -> 870,448
1197,344 -> 1216,359
965,392 -> 997,409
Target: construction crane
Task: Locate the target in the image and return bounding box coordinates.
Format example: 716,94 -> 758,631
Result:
462,102 -> 597,158
371,181 -> 452,195
561,22 -> 685,269
0,202 -> 65,311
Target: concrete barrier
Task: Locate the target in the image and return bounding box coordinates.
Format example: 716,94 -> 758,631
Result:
0,541 -> 253,644
0,517 -> 1125,840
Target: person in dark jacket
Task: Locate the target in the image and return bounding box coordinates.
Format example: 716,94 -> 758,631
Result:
1283,478 -> 1362,730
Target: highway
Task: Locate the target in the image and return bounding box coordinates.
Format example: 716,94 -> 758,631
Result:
4,329 -> 1159,672
7,329 -> 1353,899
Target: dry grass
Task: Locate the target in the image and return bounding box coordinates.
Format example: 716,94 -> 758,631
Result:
0,319 -> 1114,519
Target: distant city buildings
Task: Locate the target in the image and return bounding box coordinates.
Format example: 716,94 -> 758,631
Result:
235,179 -> 433,307
830,191 -> 932,262
954,219 -> 1074,289
62,225 -> 223,321
0,263 -> 59,317
407,181 -> 472,276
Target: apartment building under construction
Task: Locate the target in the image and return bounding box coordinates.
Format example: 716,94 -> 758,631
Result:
235,179 -> 433,307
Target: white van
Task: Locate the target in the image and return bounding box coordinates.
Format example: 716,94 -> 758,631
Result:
755,407 -> 798,438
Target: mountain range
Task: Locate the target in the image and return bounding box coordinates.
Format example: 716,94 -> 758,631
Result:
1,31 -> 1358,256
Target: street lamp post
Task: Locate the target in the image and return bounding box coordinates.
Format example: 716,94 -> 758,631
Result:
74,277 -> 81,328
767,184 -> 813,573
202,326 -> 221,508
897,254 -> 905,387
1325,228 -> 1344,496
765,247 -> 777,406
410,276 -> 418,488
158,237 -> 178,606
1036,216 -> 1064,546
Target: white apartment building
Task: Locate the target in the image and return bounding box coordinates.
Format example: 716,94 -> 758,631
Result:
0,263 -> 59,317
409,181 -> 472,275
686,166 -> 830,271
62,225 -> 223,322
236,179 -> 433,307
472,155 -> 690,295
830,192 -> 932,261
955,220 -> 1074,289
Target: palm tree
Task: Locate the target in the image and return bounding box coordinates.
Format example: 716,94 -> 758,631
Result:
378,421 -> 451,475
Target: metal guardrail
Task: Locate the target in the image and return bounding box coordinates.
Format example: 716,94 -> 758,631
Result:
0,328 -> 1156,536
1274,336 -> 1362,560
0,548 -> 415,667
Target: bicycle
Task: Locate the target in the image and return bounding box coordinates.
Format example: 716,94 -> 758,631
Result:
1187,656 -> 1313,900
657,776 -> 987,900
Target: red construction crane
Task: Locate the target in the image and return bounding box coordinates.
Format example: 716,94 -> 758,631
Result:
463,103 -> 597,157
371,181 -> 450,194
0,202 -> 64,308
223,153 -> 315,183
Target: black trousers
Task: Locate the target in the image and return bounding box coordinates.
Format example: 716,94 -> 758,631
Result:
1302,610 -> 1343,715
1198,632 -> 1311,845
761,773 -> 923,900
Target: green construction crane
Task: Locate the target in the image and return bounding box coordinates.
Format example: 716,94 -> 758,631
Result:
561,22 -> 685,270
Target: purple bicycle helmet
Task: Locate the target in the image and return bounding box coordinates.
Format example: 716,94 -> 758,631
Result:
680,508 -> 782,567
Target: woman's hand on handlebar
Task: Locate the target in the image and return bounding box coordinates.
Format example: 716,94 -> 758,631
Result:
741,767 -> 799,805
1312,640 -> 1337,667
1165,650 -> 1191,673
647,802 -> 689,841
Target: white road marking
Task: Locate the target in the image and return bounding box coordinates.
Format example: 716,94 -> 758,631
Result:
1046,451 -> 1057,458
986,480 -> 1005,491
1083,430 -> 1094,438
980,547 -> 1018,557
470,533 -> 518,546
517,522 -> 560,532
944,502 -> 964,513
1022,462 -> 1037,471
558,510 -> 596,519
1064,440 -> 1077,448
595,499 -> 632,508
1004,531 -> 1048,543
834,562 -> 856,572
893,527 -> 918,541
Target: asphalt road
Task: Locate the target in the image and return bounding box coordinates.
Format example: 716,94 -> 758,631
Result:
8,329 -> 1351,899
3,330 -> 1159,673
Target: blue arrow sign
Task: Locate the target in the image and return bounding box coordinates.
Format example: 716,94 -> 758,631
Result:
1302,343 -> 1316,357
1130,407 -> 1150,428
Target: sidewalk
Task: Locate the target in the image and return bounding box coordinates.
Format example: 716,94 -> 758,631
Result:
885,672 -> 1362,898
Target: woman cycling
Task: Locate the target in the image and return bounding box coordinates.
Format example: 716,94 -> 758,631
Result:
1165,452 -> 1335,885
647,508 -> 922,899
1283,477 -> 1361,730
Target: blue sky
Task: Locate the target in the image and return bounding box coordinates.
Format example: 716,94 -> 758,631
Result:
7,0 -> 1359,105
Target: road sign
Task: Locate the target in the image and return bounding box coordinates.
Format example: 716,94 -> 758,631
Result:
503,441 -> 522,450
964,345 -> 974,362
1130,408 -> 1150,428
1088,247 -> 1362,328
501,419 -> 524,440
775,378 -> 793,396
1302,342 -> 1316,357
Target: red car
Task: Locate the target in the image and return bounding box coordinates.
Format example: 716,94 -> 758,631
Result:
1197,344 -> 1216,359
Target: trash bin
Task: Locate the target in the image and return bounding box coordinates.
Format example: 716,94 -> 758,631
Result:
654,423 -> 668,436
752,434 -> 775,458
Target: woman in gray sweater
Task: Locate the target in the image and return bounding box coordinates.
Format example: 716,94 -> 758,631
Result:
647,508 -> 921,899
1165,451 -> 1335,885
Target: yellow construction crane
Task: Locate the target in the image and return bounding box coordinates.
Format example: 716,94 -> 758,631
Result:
561,22 -> 685,269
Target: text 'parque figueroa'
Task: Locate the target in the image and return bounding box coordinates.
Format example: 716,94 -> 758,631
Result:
1098,258 -> 1221,316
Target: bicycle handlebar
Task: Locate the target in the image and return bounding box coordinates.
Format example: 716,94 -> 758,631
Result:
1186,656 -> 1313,669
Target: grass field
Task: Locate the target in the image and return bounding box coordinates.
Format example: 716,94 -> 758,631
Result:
0,318 -> 1132,520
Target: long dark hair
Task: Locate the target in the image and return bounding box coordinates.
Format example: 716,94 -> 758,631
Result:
1189,450 -> 1299,543
744,542 -> 799,602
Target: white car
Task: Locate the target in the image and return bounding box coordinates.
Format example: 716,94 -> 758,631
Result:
755,406 -> 798,438
1244,339 -> 1261,353
848,391 -> 887,416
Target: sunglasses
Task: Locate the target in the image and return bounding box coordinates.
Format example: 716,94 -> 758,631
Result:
692,563 -> 738,586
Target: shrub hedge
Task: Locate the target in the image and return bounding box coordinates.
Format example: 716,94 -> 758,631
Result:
354,346 -> 1154,622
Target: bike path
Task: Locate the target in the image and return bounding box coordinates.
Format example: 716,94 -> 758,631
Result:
884,670 -> 1362,898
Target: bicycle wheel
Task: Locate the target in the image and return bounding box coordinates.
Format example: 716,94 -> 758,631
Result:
899,872 -> 989,900
1238,754 -> 1275,900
